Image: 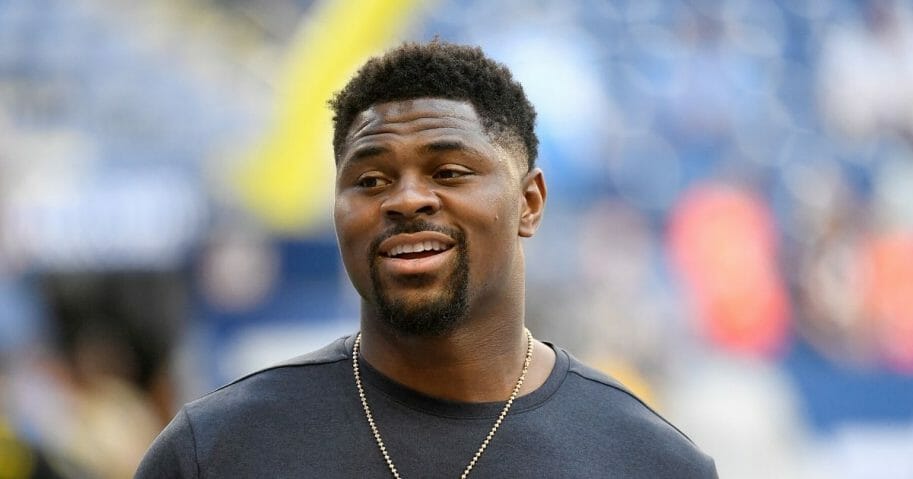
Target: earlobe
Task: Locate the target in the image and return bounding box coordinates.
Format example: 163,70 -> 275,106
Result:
518,168 -> 547,238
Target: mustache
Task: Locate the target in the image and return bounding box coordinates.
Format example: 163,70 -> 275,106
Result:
368,220 -> 464,258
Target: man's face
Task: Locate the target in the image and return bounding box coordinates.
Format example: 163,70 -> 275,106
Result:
334,98 -> 540,336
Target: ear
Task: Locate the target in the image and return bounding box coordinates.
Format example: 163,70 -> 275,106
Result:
518,168 -> 547,238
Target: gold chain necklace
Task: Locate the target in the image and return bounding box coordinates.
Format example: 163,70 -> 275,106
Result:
352,328 -> 534,479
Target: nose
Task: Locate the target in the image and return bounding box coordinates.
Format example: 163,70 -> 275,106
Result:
381,175 -> 441,220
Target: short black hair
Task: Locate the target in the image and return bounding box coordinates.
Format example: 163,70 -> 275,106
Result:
329,41 -> 538,170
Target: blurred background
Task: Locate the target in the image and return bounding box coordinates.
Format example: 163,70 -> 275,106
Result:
1,0 -> 912,477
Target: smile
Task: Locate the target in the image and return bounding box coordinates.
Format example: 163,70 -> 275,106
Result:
377,231 -> 457,274
386,240 -> 450,259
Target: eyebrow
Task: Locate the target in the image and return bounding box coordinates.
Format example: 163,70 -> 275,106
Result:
421,139 -> 486,158
344,139 -> 483,166
345,144 -> 390,164
421,139 -> 468,154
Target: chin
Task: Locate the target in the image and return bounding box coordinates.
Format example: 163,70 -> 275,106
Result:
368,237 -> 471,337
375,291 -> 468,337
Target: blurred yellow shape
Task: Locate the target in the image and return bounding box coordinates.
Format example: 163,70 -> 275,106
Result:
236,0 -> 427,235
0,419 -> 34,479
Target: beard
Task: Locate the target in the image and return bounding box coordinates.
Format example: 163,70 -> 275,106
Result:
367,221 -> 469,337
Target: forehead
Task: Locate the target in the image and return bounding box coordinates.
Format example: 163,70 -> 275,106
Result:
352,98 -> 482,131
342,98 -> 491,157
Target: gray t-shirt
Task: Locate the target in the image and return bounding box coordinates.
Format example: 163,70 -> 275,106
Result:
136,336 -> 717,478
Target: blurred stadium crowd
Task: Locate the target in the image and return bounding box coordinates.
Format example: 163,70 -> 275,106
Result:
1,0 -> 912,477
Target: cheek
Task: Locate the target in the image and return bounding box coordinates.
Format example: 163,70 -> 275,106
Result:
480,187 -> 521,233
335,195 -> 373,238
463,189 -> 521,262
334,198 -> 372,272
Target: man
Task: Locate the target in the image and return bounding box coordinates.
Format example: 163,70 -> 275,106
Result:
136,41 -> 717,478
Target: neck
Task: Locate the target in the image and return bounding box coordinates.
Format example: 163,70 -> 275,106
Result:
358,310 -> 553,403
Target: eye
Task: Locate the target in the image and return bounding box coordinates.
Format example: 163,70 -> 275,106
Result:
433,166 -> 473,181
355,174 -> 390,189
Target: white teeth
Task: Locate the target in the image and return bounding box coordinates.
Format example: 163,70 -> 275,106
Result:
388,240 -> 448,257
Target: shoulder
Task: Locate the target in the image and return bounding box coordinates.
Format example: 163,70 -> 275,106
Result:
184,335 -> 353,422
217,334 -> 352,386
559,348 -> 689,437
137,336 -> 358,476
554,347 -> 718,476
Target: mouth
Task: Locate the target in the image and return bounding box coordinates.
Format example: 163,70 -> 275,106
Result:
376,231 -> 457,275
385,239 -> 452,259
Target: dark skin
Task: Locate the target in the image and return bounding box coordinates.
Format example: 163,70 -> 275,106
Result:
334,98 -> 554,402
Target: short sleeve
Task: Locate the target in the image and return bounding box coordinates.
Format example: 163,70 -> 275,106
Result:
134,407 -> 198,479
